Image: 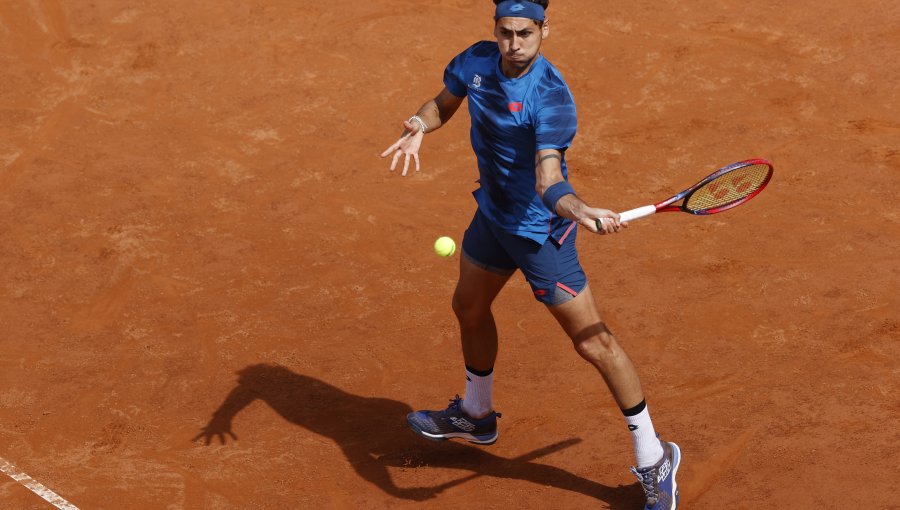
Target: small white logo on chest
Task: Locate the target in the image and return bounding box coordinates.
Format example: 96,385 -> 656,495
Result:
472,74 -> 482,88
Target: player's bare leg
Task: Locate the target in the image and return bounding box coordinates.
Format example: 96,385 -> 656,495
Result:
546,283 -> 643,408
547,282 -> 679,507
451,255 -> 512,373
406,255 -> 510,445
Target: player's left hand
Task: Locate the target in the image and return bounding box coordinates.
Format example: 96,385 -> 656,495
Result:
380,120 -> 424,176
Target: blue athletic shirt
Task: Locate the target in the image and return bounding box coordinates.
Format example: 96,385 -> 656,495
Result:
443,41 -> 578,245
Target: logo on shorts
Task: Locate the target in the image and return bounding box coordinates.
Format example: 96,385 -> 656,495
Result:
508,101 -> 523,112
472,74 -> 482,88
534,289 -> 546,296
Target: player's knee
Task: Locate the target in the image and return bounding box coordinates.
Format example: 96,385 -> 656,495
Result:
572,330 -> 617,364
452,291 -> 490,325
573,338 -> 603,362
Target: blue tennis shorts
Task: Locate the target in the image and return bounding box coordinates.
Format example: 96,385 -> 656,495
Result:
461,209 -> 586,306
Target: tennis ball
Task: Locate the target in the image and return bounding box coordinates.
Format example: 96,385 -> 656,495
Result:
434,236 -> 456,257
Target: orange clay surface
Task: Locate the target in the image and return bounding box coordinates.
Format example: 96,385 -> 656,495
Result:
1,1 -> 898,509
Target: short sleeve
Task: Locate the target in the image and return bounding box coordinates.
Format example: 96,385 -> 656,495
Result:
443,50 -> 469,98
535,87 -> 577,151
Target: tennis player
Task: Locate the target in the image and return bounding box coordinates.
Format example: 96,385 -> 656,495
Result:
381,1 -> 680,507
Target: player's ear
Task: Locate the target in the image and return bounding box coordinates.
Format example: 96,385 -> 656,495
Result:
541,17 -> 550,39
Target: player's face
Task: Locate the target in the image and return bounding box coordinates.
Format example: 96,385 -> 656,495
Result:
494,17 -> 549,76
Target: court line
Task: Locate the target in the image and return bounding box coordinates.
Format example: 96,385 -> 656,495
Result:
0,456 -> 80,510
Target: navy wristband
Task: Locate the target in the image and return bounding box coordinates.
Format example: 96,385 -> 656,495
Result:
542,181 -> 576,213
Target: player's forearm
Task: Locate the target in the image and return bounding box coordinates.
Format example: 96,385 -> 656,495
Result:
536,152 -> 576,217
538,178 -> 584,219
410,99 -> 443,134
535,153 -> 595,223
553,194 -> 595,222
410,88 -> 464,133
540,184 -> 605,226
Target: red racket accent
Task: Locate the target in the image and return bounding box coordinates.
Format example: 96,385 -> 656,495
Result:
613,158 -> 774,225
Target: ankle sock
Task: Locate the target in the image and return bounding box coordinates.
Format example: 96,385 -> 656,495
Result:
623,400 -> 665,468
461,366 -> 493,419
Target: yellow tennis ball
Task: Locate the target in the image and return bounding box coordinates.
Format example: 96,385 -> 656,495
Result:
434,236 -> 456,257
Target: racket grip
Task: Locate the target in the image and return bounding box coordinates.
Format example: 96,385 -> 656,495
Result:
617,205 -> 657,223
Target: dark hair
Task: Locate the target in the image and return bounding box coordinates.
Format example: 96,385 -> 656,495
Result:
493,0 -> 549,9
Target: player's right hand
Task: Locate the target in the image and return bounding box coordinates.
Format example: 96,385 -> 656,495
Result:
584,208 -> 624,235
380,120 -> 424,176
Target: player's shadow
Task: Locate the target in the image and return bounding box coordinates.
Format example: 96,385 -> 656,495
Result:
194,363 -> 638,506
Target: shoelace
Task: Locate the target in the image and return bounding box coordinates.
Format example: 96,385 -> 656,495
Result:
441,395 -> 502,420
630,466 -> 659,504
443,396 -> 501,418
446,395 -> 463,411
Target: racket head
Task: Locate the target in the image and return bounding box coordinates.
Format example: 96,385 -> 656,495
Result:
681,159 -> 773,215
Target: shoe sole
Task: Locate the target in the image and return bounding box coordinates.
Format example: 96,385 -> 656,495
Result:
669,442 -> 681,510
407,417 -> 499,445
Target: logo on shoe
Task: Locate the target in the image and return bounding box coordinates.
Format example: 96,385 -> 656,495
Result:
450,417 -> 476,432
657,458 -> 671,483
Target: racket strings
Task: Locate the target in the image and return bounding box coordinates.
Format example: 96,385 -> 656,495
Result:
685,164 -> 770,212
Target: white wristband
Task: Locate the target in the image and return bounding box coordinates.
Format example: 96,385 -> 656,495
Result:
408,115 -> 428,134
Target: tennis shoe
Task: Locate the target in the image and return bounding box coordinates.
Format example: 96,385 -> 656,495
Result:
631,440 -> 681,509
407,395 -> 501,445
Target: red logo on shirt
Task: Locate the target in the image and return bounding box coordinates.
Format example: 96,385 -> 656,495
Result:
508,102 -> 523,112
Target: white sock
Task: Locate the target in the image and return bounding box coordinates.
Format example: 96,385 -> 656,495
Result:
624,400 -> 665,468
461,367 -> 493,419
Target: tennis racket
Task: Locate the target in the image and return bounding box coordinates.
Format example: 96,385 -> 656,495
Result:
607,158 -> 773,226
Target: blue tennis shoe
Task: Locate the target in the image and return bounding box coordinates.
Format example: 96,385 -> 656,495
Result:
407,395 -> 501,445
631,440 -> 681,509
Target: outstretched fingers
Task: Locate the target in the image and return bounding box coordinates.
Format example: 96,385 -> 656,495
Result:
382,120 -> 424,175
401,153 -> 420,176
380,141 -> 399,158
402,153 -> 413,176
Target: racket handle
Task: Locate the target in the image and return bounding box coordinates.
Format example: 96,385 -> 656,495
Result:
617,205 -> 657,223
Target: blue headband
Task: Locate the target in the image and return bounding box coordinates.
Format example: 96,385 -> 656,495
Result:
494,1 -> 545,22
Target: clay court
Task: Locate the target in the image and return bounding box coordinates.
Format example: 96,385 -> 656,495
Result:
1,0 -> 898,508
